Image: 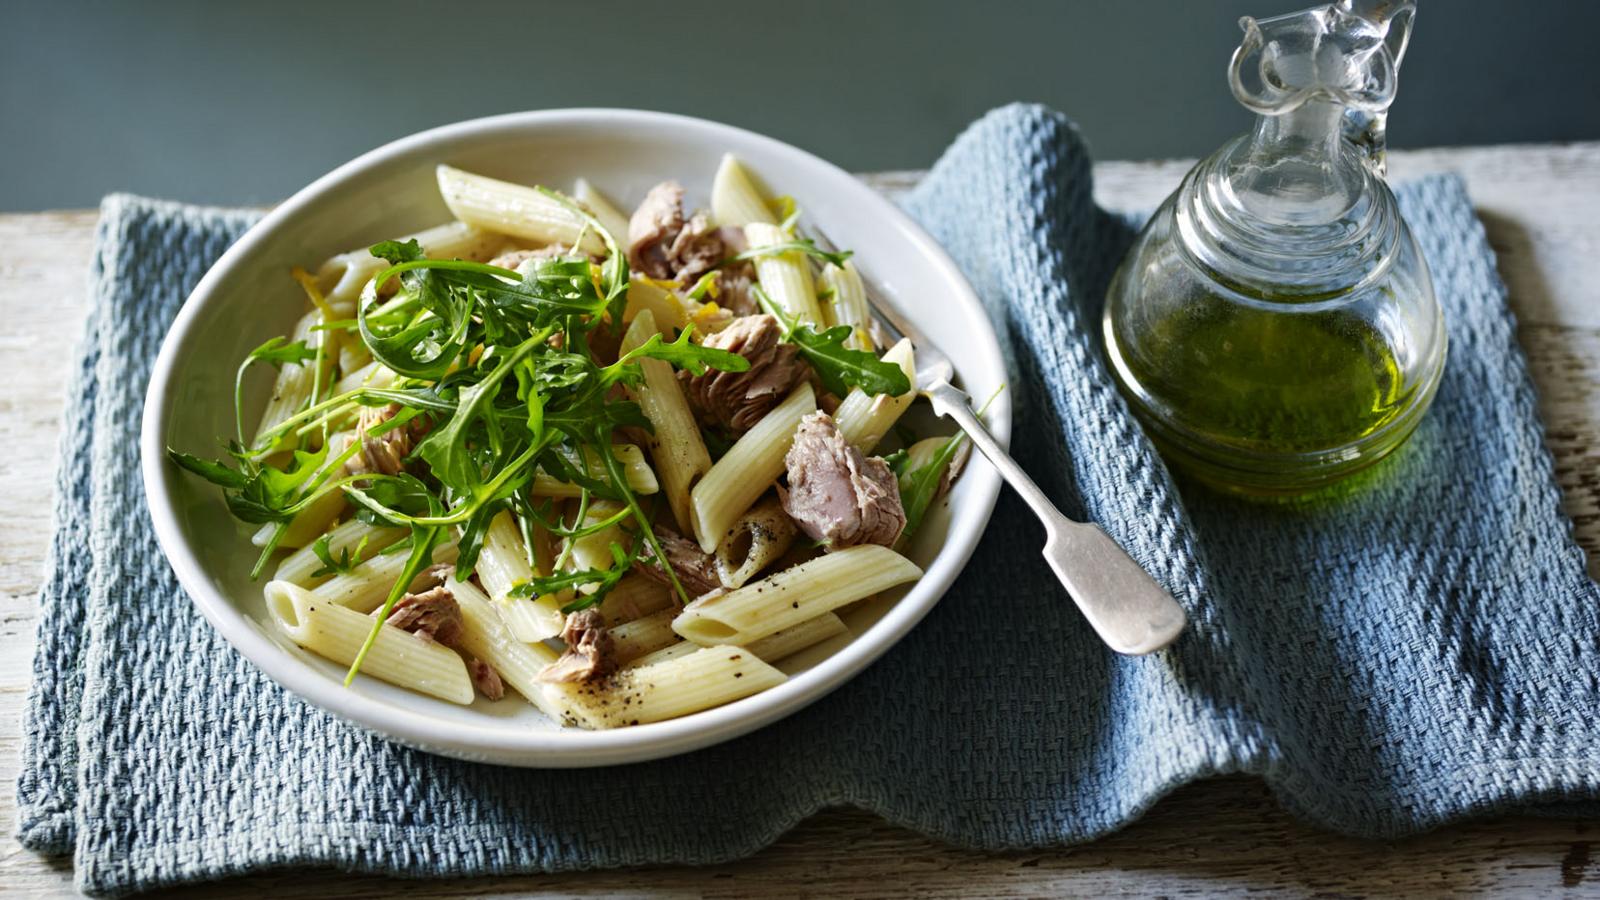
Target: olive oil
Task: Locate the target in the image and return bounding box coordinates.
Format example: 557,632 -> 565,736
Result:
1122,303 -> 1408,456
1099,2 -> 1446,494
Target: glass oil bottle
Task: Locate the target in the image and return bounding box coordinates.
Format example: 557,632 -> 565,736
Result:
1102,0 -> 1446,494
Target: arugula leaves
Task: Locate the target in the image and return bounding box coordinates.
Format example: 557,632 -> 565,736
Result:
246,336 -> 318,367
310,533 -> 369,578
233,336 -> 320,446
893,433 -> 967,542
752,285 -> 911,397
609,325 -> 749,378
169,442 -> 330,525
508,542 -> 636,613
169,183 -> 823,687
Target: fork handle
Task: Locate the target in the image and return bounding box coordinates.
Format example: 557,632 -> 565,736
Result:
924,382 -> 1187,656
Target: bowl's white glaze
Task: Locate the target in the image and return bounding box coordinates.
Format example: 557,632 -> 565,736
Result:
141,109 -> 1009,767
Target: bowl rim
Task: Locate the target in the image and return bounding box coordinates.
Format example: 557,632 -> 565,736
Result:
140,107 -> 1010,766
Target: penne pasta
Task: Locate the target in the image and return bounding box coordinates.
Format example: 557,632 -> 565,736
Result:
744,222 -> 824,326
273,518 -> 407,587
744,612 -> 849,663
253,309 -> 333,450
563,500 -> 627,576
548,645 -> 786,728
673,544 -> 921,645
821,260 -> 874,352
624,613 -> 845,669
334,360 -> 398,397
445,578 -> 566,719
316,220 -> 501,312
624,640 -> 697,669
573,178 -> 632,244
713,494 -> 797,588
266,581 -> 473,704
532,444 -> 658,498
471,510 -> 566,643
833,338 -> 916,452
690,382 -> 816,552
437,165 -> 605,254
621,310 -> 711,531
594,574 -> 674,627
309,540 -> 460,614
623,278 -> 689,331
710,154 -> 778,227
609,608 -> 681,663
252,485 -> 346,550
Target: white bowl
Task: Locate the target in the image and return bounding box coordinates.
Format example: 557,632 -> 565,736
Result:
142,109 -> 1009,767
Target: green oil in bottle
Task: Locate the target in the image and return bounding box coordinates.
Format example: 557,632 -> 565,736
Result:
1113,298 -> 1418,491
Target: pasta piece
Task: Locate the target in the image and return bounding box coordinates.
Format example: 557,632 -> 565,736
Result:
334,360 -> 398,396
436,165 -> 604,254
548,645 -> 786,728
265,581 -> 473,704
249,428 -> 360,549
833,338 -> 916,452
744,222 -> 824,326
690,382 -> 816,552
624,640 -> 697,669
609,608 -> 681,663
273,518 -> 407,587
623,278 -> 689,331
253,309 -> 333,449
623,613 -> 846,669
251,485 -> 345,550
563,500 -> 626,575
710,154 -> 778,227
472,510 -> 565,643
337,335 -> 372,378
673,544 -> 921,645
713,494 -> 797,588
316,220 -> 500,312
821,260 -> 874,352
573,178 -> 632,244
445,578 -> 566,719
744,612 -> 848,663
621,310 -> 711,530
310,540 -> 460,613
594,574 -> 673,627
532,444 -> 658,497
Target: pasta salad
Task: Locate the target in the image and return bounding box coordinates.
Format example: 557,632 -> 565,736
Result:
170,156 -> 968,728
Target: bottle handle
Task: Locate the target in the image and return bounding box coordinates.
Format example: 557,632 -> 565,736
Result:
1341,0 -> 1415,177
1228,0 -> 1416,179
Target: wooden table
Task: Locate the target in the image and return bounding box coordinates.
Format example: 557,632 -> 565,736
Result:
4,144 -> 1598,897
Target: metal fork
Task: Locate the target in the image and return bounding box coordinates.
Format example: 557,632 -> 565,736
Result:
809,228 -> 1187,655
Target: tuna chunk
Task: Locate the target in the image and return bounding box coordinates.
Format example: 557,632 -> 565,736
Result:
347,402 -> 429,477
379,582 -> 507,700
633,526 -> 723,597
539,609 -> 618,683
487,244 -> 578,271
381,586 -> 463,646
680,314 -> 808,433
628,181 -> 725,284
711,264 -> 759,317
467,657 -> 505,700
780,412 -> 906,548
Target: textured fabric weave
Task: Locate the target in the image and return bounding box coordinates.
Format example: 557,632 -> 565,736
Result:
18,105 -> 1600,896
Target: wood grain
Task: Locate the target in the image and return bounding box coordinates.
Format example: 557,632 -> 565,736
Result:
4,144 -> 1599,897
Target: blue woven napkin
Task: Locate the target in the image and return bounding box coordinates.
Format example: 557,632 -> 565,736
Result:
19,104 -> 1600,896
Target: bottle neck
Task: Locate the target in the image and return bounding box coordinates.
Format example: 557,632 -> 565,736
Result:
1172,101 -> 1399,302
1233,100 -> 1363,225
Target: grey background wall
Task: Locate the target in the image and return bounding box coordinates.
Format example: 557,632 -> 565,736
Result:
4,0 -> 1596,211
